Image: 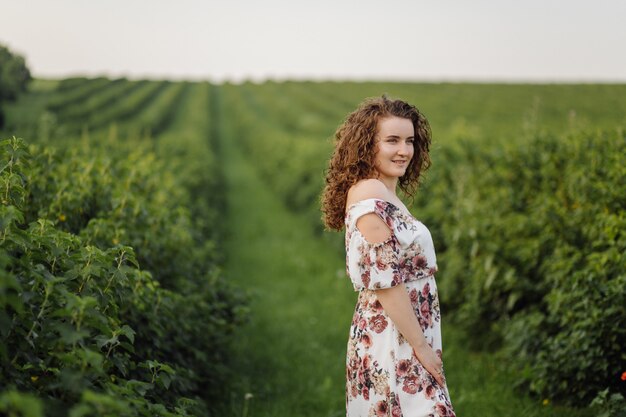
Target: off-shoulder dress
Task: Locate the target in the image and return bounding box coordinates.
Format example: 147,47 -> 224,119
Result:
344,198 -> 455,417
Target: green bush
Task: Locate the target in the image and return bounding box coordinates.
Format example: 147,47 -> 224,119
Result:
0,44 -> 32,102
0,136 -> 246,416
591,389 -> 626,417
0,43 -> 32,129
431,130 -> 626,405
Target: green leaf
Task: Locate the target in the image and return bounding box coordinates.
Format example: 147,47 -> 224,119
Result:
119,324 -> 135,344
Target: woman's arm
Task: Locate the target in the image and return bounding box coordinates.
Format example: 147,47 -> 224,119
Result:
356,209 -> 446,387
375,284 -> 445,387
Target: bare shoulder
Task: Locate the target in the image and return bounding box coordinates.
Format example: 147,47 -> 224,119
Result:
348,179 -> 393,243
346,178 -> 389,207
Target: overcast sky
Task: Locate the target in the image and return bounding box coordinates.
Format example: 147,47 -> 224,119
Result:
1,0 -> 625,82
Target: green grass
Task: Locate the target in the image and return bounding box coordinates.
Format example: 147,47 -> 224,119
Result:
216,95 -> 352,416
442,326 -> 590,417
213,88 -> 592,417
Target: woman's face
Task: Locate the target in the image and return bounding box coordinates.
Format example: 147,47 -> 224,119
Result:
373,116 -> 415,181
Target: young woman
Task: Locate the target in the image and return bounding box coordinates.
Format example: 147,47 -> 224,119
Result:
321,96 -> 455,417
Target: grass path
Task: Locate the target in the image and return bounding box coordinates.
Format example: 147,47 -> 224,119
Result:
213,87 -> 590,417
216,91 -> 353,417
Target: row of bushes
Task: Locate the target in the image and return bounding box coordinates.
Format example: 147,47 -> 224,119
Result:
424,128 -> 626,406
46,78 -> 120,114
51,80 -> 188,139
0,81 -> 247,416
221,83 -> 331,231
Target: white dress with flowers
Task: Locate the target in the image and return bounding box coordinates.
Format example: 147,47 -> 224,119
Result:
344,198 -> 455,417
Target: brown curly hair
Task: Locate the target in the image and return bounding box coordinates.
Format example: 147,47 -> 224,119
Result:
320,95 -> 432,231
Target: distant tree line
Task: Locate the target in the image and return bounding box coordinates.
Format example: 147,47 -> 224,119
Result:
0,43 -> 32,127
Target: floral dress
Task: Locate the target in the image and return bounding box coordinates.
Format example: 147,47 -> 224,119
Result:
344,198 -> 455,417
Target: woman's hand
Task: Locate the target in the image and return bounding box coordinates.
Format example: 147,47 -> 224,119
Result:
373,284 -> 447,387
413,342 -> 445,387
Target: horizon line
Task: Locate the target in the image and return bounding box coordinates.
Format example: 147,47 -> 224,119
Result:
33,72 -> 626,85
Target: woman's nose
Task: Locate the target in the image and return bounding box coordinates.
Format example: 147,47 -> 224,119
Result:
398,143 -> 411,155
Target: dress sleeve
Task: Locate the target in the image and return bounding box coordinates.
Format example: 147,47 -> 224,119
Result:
346,202 -> 403,291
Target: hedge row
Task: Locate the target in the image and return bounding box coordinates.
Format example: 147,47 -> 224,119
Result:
46,78 -> 120,115
417,128 -> 626,406
0,83 -> 246,416
221,83 -> 332,232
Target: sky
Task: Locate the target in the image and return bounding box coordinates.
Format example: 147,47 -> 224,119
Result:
1,0 -> 626,83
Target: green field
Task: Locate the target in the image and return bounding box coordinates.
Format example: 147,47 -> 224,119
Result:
1,78 -> 624,416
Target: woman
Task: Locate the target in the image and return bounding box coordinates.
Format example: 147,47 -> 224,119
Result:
321,96 -> 455,417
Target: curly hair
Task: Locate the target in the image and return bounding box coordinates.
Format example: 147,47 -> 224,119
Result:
320,95 -> 432,231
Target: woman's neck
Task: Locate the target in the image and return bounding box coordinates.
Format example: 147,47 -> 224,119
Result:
374,173 -> 398,195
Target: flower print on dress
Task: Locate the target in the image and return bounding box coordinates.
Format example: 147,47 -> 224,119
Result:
354,232 -> 403,290
345,198 -> 455,417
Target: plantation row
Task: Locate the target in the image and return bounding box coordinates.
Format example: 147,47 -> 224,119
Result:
220,81 -> 626,408
221,83 -> 333,230
0,82 -> 246,416
3,78 -> 186,144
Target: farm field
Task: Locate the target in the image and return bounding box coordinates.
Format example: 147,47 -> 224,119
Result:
1,78 -> 624,416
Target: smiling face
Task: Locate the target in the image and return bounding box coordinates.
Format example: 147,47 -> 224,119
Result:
373,116 -> 415,183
